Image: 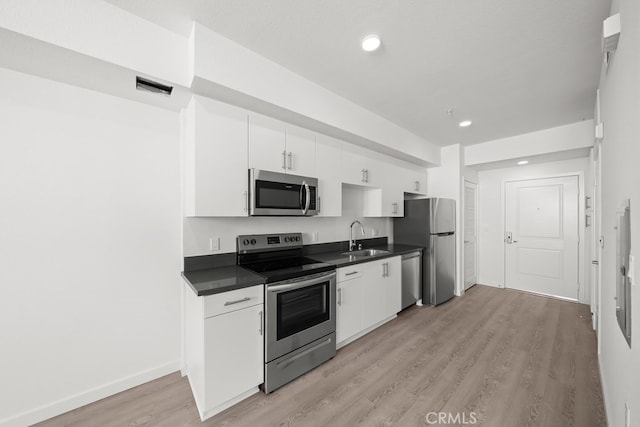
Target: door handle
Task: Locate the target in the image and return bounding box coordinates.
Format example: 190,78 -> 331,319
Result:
337,288 -> 342,306
287,152 -> 293,170
224,297 -> 251,306
281,150 -> 287,170
258,310 -> 263,335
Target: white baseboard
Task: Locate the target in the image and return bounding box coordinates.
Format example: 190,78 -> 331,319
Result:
0,361 -> 180,427
599,356 -> 612,427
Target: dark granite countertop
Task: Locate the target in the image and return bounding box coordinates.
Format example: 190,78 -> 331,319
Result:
181,238 -> 423,296
181,266 -> 265,297
308,244 -> 424,267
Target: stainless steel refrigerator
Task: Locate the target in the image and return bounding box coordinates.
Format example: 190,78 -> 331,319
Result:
393,198 -> 456,306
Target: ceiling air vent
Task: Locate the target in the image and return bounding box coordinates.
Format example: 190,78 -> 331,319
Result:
136,76 -> 173,96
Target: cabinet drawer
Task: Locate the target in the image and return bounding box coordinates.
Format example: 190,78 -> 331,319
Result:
337,267 -> 363,282
203,285 -> 264,318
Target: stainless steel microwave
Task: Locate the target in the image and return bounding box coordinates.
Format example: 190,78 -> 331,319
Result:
249,169 -> 318,216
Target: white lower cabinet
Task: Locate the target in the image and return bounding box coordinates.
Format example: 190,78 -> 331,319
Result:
336,256 -> 402,347
184,284 -> 264,421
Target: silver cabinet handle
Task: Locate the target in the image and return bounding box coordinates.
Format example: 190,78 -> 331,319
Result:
345,271 -> 359,276
281,150 -> 287,170
337,288 -> 342,306
259,310 -> 263,335
415,181 -> 420,191
317,196 -> 321,213
303,181 -> 310,215
365,169 -> 369,183
392,202 -> 398,214
361,169 -> 366,183
382,263 -> 386,277
464,240 -> 470,244
243,190 -> 248,212
287,152 -> 293,170
224,297 -> 251,306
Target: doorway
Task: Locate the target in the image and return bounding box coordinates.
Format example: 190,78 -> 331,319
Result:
504,176 -> 580,300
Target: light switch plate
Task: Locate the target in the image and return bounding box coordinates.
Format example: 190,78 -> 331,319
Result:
209,237 -> 220,251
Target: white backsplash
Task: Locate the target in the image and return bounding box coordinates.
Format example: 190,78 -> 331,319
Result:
183,186 -> 391,256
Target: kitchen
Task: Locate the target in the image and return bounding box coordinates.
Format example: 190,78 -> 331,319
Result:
1,1 -> 638,427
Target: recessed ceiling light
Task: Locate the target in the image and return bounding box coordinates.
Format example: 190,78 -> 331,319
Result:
517,160 -> 529,165
458,120 -> 472,127
361,34 -> 381,52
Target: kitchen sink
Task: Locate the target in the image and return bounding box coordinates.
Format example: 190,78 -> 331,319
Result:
341,249 -> 390,257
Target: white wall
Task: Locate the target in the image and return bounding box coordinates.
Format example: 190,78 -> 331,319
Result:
184,187 -> 390,256
465,120 -> 594,166
477,157 -> 591,304
0,68 -> 182,426
597,0 -> 640,424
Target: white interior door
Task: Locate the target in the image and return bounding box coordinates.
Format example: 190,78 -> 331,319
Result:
464,181 -> 477,290
505,176 -> 579,300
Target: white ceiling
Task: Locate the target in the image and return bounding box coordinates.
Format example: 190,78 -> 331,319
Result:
105,0 -> 611,147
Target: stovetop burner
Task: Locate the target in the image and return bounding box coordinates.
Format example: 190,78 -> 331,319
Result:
236,233 -> 335,283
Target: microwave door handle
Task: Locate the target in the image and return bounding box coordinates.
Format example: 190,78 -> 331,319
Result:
303,182 -> 310,215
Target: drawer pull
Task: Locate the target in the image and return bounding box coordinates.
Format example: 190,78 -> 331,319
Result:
345,271 -> 359,276
224,297 -> 251,306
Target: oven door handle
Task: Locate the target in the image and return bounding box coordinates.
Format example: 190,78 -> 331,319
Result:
267,271 -> 336,293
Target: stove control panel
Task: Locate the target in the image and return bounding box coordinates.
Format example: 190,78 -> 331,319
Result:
237,233 -> 303,253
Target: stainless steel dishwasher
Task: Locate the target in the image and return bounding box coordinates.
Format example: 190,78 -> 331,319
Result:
401,251 -> 422,309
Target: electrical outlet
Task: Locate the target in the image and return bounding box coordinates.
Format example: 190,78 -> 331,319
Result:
209,237 -> 220,251
312,231 -> 319,242
372,228 -> 379,237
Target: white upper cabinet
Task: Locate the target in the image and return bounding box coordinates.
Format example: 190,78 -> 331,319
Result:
248,114 -> 287,173
400,161 -> 427,195
248,114 -> 316,176
315,135 -> 342,216
184,96 -> 249,217
341,143 -> 379,186
285,125 -> 316,176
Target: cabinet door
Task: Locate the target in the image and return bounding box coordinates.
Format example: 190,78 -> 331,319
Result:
383,257 -> 402,317
341,143 -> 368,185
316,135 -> 342,216
361,260 -> 388,328
204,304 -> 264,410
248,114 -> 287,173
285,125 -> 316,176
336,278 -> 363,345
186,96 -> 249,217
404,163 -> 427,195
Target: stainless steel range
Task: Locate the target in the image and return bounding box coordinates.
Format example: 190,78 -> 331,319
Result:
237,233 -> 336,393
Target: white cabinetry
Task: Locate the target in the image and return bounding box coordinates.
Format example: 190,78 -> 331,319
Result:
399,161 -> 427,195
184,284 -> 264,421
341,143 -> 379,186
335,256 -> 402,347
315,135 -> 342,216
248,114 -> 316,176
184,96 -> 249,217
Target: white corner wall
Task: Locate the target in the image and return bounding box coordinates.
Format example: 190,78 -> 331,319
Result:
477,157 -> 591,305
596,0 -> 640,425
0,68 -> 182,426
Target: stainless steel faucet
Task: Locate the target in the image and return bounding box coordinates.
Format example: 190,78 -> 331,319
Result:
349,220 -> 365,251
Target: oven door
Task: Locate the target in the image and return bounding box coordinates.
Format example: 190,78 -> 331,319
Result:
249,169 -> 318,216
265,271 -> 336,362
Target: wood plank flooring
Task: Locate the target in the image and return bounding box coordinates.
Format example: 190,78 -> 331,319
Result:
37,285 -> 606,427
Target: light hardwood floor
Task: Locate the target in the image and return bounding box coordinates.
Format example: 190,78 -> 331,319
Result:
37,285 -> 606,427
